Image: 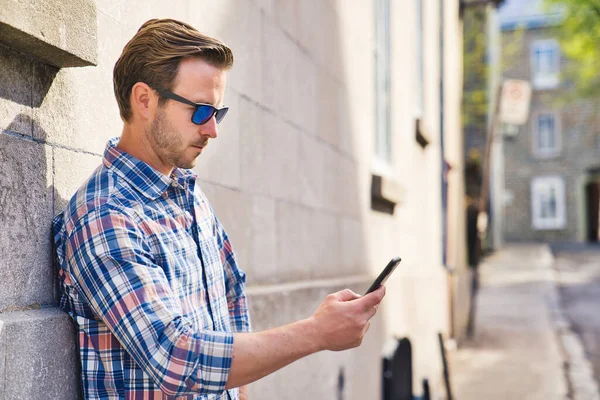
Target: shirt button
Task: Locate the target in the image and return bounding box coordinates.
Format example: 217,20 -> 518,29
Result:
162,192 -> 168,199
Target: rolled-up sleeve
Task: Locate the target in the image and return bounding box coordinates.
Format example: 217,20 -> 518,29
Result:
64,204 -> 233,397
214,217 -> 252,334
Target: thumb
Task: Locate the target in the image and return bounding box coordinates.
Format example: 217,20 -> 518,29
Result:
334,289 -> 362,302
358,285 -> 386,308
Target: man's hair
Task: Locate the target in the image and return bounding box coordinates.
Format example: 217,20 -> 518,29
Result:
113,18 -> 234,122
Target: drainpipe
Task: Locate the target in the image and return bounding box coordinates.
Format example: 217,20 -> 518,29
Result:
440,0 -> 447,267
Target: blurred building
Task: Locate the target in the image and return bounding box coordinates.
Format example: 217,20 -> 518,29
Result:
0,0 -> 469,398
462,3 -> 504,254
498,0 -> 600,243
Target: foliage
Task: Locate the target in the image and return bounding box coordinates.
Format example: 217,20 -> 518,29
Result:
544,0 -> 600,97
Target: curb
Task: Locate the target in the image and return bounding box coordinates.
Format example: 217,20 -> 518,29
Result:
544,244 -> 600,400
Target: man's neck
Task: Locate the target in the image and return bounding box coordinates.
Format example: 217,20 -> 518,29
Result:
117,124 -> 173,177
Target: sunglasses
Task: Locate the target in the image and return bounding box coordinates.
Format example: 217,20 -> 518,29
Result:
154,88 -> 229,125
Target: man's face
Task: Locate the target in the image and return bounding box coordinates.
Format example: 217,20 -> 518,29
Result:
146,57 -> 227,171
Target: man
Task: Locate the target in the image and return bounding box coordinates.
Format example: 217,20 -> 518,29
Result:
54,18 -> 385,400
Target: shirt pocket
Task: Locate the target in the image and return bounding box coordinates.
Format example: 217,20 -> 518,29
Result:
148,229 -> 203,290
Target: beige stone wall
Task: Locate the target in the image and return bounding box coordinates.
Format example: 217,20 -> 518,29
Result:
0,0 -> 466,398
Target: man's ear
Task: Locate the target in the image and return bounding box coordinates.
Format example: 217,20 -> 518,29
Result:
130,82 -> 157,121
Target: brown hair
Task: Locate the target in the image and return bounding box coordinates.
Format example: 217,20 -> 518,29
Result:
113,18 -> 233,122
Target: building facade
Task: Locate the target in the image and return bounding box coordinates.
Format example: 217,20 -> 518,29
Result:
0,0 -> 468,398
499,0 -> 600,243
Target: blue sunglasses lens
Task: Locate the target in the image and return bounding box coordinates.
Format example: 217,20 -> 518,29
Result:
191,105 -> 229,125
192,106 -> 215,125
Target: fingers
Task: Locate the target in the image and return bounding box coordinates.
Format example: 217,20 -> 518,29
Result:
333,288 -> 362,302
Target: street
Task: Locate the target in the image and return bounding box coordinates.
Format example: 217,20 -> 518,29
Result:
449,244 -> 600,400
554,245 -> 600,392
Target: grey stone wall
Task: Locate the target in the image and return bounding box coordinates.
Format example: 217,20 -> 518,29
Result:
0,46 -> 83,400
0,1 -> 98,398
502,26 -> 600,242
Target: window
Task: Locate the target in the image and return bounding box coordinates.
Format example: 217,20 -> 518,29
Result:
532,111 -> 561,157
413,0 -> 429,148
415,0 -> 424,117
374,0 -> 392,170
531,176 -> 566,230
531,39 -> 560,89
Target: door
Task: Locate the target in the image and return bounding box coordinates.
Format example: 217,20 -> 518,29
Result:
586,182 -> 600,242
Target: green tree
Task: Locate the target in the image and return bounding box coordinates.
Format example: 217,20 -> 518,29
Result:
545,0 -> 600,97
463,8 -> 489,129
462,9 -> 523,132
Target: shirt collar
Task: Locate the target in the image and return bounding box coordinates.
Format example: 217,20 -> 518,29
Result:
102,137 -> 197,200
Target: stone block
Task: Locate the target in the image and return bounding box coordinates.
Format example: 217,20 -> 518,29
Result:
53,147 -> 103,214
237,101 -> 267,194
202,184 -> 278,286
121,2 -> 193,36
33,12 -> 124,154
316,71 -> 341,148
305,211 -> 340,279
246,281 -> 384,400
272,0 -> 299,39
336,155 -> 362,217
274,203 -> 341,281
194,89 -> 241,189
297,134 -> 325,209
213,0 -> 264,104
94,11 -> 127,136
275,202 -> 312,281
96,0 -> 124,23
251,0 -> 274,15
239,99 -> 300,202
200,183 -> 253,278
0,308 -> 80,400
0,0 -> 97,67
32,69 -> 78,144
337,85 -> 361,160
0,44 -> 33,137
262,16 -> 297,118
322,145 -> 342,211
340,217 -> 369,275
293,50 -> 317,135
0,135 -> 54,311
297,0 -> 341,76
335,0 -> 373,50
249,196 -> 277,284
267,119 -> 300,202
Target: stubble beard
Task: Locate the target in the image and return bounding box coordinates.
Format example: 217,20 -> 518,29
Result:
147,109 -> 197,171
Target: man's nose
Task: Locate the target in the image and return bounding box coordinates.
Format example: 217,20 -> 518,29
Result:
199,116 -> 218,138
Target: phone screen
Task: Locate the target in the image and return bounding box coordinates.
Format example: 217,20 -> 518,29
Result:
364,256 -> 402,295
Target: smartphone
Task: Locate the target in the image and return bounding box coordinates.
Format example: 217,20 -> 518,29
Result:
364,256 -> 402,295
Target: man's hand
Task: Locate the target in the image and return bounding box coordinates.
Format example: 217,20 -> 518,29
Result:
310,286 -> 385,351
225,285 -> 385,389
239,385 -> 248,400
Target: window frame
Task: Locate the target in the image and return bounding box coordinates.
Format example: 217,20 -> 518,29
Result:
415,0 -> 424,118
374,0 -> 393,173
531,110 -> 561,158
530,39 -> 561,90
531,176 -> 566,230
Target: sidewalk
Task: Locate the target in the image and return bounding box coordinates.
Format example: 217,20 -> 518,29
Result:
448,243 -> 596,400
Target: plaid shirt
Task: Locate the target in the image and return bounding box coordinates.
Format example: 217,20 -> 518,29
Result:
53,138 -> 251,400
